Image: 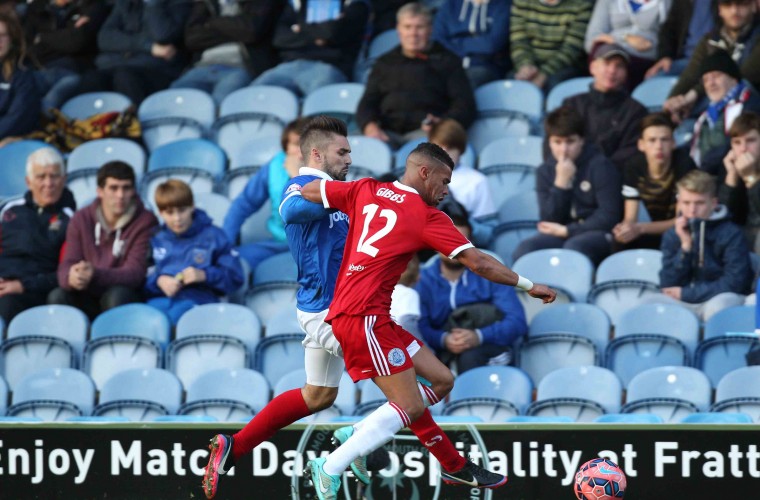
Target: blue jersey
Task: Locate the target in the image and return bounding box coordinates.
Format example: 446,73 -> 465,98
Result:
279,167 -> 349,313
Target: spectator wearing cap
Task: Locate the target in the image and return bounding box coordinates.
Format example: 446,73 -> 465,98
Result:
663,0 -> 760,123
558,43 -> 649,171
584,0 -> 672,88
689,49 -> 760,176
510,0 -> 592,92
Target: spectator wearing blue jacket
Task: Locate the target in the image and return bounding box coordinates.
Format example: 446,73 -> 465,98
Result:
654,170 -> 752,321
433,0 -> 512,89
222,117 -> 308,269
416,202 -> 528,374
145,180 -> 243,324
0,12 -> 41,141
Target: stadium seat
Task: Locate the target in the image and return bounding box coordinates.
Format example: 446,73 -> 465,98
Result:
253,252 -> 299,286
0,375 -> 7,415
468,117 -> 532,155
442,366 -> 533,421
496,191 -> 540,224
252,333 -> 306,388
513,248 -> 593,302
527,366 -> 622,422
176,303 -> 262,349
479,135 -> 544,169
711,366 -> 760,422
696,305 -> 758,386
469,80 -> 543,150
505,415 -> 574,423
214,85 -> 298,158
517,334 -> 598,387
61,91 -> 132,120
226,135 -> 282,171
593,413 -> 663,423
93,368 -> 183,421
141,138 -> 226,204
302,83 -> 365,134
529,303 -> 611,355
138,88 -> 216,151
7,369 -> 96,421
545,77 -> 593,112
8,304 -> 89,355
194,192 -> 230,227
265,309 -> 302,337
482,165 -> 537,210
153,415 -> 217,422
84,304 -> 170,389
632,76 -> 678,112
491,221 -> 539,266
354,29 -> 399,82
681,412 -> 754,424
0,140 -> 51,201
587,249 -> 664,326
245,282 -> 300,327
622,366 -> 711,423
179,368 -> 269,421
347,136 -> 393,179
605,303 -> 698,387
221,169 -> 274,245
272,369 -> 356,422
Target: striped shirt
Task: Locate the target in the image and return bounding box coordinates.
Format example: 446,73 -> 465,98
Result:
510,0 -> 592,75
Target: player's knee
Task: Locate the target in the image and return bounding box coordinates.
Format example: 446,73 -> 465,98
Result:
404,401 -> 426,422
432,370 -> 455,399
301,385 -> 338,412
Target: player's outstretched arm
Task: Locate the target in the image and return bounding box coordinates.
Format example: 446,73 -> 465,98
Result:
456,248 -> 557,304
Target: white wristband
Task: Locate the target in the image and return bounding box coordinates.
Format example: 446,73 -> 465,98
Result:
516,275 -> 534,291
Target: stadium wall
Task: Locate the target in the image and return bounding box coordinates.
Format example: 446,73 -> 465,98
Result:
0,423 -> 758,499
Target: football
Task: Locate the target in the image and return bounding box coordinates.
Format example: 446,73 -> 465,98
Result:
575,458 -> 626,499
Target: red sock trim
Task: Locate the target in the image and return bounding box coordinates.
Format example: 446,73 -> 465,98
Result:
231,388 -> 311,461
409,409 -> 467,472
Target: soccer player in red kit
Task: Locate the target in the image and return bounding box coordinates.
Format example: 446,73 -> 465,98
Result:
300,142 -> 556,498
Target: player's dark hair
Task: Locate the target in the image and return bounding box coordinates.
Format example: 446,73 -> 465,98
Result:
409,142 -> 455,171
639,112 -> 675,136
439,199 -> 471,229
97,160 -> 136,188
299,115 -> 348,159
728,112 -> 760,138
544,106 -> 585,138
281,117 -> 310,151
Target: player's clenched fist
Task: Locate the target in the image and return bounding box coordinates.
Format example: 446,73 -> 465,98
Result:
527,283 -> 557,303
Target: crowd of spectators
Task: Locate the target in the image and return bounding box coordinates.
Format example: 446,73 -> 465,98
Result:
0,0 -> 759,373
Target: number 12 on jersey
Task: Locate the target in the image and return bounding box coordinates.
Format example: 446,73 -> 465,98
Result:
357,203 -> 398,257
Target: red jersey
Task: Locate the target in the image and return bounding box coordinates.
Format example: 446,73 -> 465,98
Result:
321,178 -> 473,321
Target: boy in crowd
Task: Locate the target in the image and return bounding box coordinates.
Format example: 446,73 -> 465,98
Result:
145,180 -> 243,324
614,112 -> 695,249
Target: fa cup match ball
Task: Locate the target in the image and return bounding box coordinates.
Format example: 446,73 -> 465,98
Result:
574,458 -> 626,499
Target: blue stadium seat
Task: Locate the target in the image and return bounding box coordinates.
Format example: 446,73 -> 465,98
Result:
8,304 -> 89,355
354,29 -> 399,82
154,415 -> 217,422
479,136 -> 544,170
167,332 -> 251,390
176,303 -> 262,349
61,91 -> 132,120
347,136 -> 393,179
711,366 -> 760,422
141,138 -> 226,204
7,369 -> 95,421
468,117 -> 532,155
138,88 -> 216,151
482,165 -> 537,210
491,221 -> 539,266
496,191 -> 540,224
594,413 -> 664,423
302,83 -> 365,134
226,135 -> 282,171
0,375 -> 8,415
0,140 -> 51,200
513,248 -> 593,303
265,309 -> 302,337
622,366 -> 711,423
517,334 -> 598,387
91,303 -> 171,347
245,282 -> 300,327
442,366 -> 533,421
474,79 -> 543,125
696,306 -> 757,387
588,249 -> 664,326
214,85 -> 298,158
632,77 -> 678,112
94,368 -> 183,421
505,415 -> 574,423
252,333 -> 306,388
221,168 -> 274,245
527,366 -> 622,422
179,368 -> 269,421
545,77 -> 593,112
194,192 -> 230,227
253,252 -> 299,286
615,303 -> 700,356
681,412 -> 753,424
529,303 -> 611,355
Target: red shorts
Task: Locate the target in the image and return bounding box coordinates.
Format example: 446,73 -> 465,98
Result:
330,314 -> 418,382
